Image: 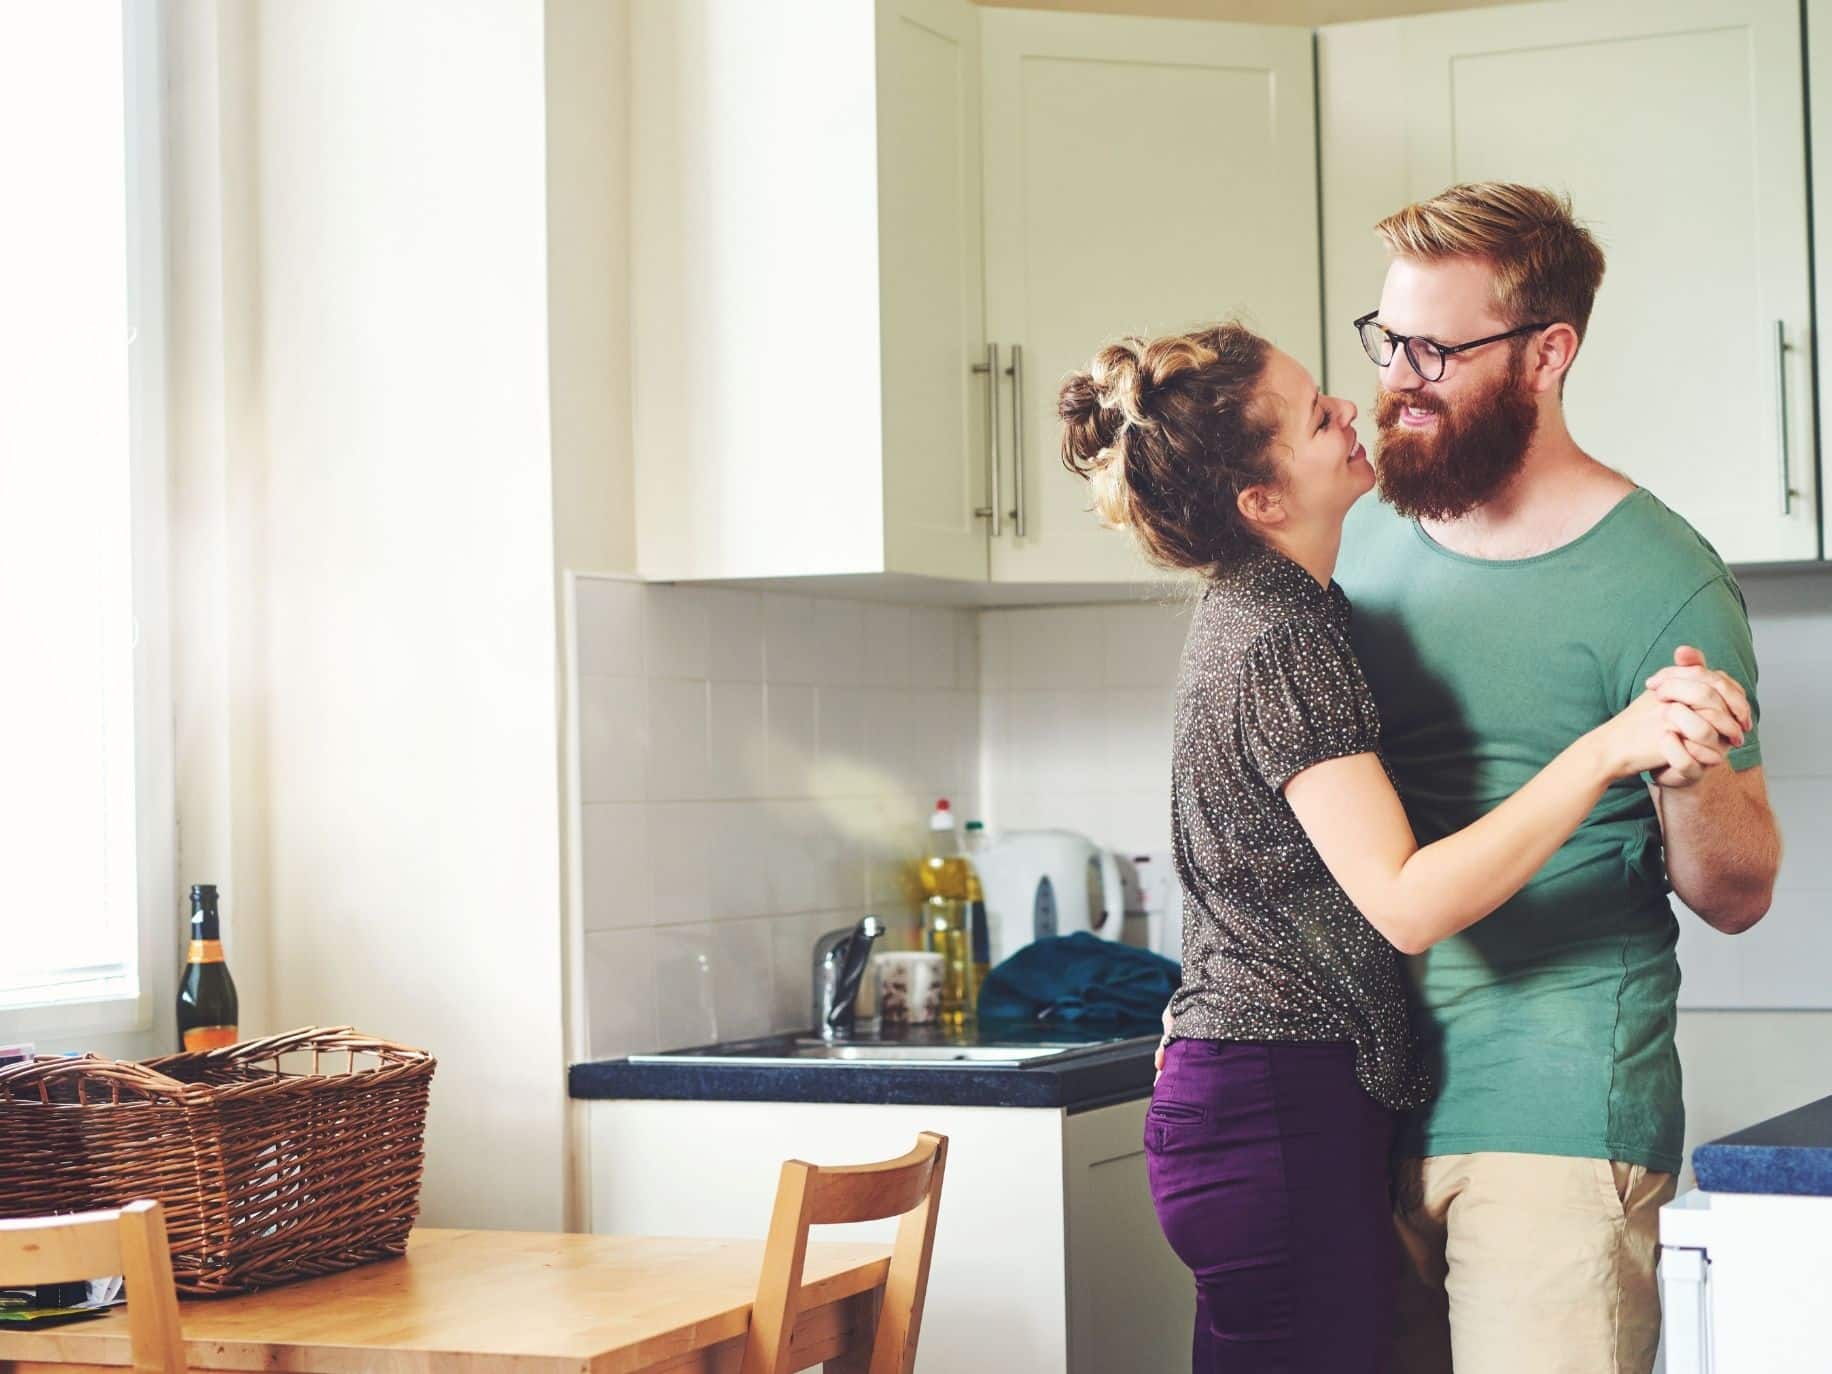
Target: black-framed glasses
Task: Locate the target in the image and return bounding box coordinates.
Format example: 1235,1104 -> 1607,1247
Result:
1353,311 -> 1554,382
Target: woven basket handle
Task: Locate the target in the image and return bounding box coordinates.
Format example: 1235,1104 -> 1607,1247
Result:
0,1054 -> 192,1102
205,1026 -> 432,1069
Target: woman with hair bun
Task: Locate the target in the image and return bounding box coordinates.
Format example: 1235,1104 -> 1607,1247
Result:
1059,325 -> 1744,1372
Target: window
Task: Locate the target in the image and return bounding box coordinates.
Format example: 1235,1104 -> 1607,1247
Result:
0,3 -> 173,1037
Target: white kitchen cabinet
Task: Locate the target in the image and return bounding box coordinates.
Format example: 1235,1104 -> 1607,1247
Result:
631,3 -> 1321,590
980,11 -> 1322,583
1320,0 -> 1820,566
1660,1188 -> 1832,1373
1809,1 -> 1832,561
586,1095 -> 1191,1374
632,0 -> 991,583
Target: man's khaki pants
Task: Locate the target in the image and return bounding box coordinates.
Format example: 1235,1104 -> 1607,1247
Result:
1390,1152 -> 1678,1374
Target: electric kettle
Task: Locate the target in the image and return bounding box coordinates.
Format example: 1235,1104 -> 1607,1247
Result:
971,829 -> 1127,964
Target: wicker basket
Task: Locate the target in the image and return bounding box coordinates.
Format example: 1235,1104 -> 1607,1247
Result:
0,1026 -> 434,1296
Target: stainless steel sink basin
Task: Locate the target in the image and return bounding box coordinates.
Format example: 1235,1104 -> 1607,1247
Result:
791,1043 -> 1076,1064
626,1034 -> 1156,1070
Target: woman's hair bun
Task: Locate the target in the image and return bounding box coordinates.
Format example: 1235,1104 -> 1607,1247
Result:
1058,341 -> 1147,529
1055,322 -> 1278,575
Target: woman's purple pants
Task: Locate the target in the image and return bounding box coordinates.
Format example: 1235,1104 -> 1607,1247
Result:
1145,1038 -> 1395,1373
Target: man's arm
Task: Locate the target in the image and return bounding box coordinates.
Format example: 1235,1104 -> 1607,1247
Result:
1651,763 -> 1780,933
1645,642 -> 1781,934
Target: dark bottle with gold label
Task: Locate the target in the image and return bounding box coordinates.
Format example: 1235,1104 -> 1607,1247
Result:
176,884 -> 239,1051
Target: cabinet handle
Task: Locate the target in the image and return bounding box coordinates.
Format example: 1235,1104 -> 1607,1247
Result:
1774,320 -> 1795,517
972,342 -> 1002,537
1008,344 -> 1026,537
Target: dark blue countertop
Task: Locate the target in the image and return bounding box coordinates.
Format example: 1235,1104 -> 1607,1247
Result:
1693,1093 -> 1832,1197
568,1027 -> 1160,1112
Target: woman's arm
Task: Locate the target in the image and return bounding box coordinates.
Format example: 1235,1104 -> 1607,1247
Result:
1284,690 -> 1740,955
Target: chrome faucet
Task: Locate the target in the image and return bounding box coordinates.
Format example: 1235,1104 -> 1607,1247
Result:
812,915 -> 886,1040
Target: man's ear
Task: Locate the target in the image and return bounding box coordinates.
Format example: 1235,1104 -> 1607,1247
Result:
1530,323 -> 1580,394
1236,483 -> 1284,530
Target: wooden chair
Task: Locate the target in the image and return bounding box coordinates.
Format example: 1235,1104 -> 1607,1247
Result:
740,1132 -> 948,1374
0,1199 -> 188,1372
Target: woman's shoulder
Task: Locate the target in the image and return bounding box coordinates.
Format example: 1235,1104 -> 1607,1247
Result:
1186,588 -> 1355,695
1196,556 -> 1351,650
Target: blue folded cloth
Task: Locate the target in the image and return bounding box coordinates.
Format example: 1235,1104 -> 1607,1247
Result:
977,932 -> 1180,1029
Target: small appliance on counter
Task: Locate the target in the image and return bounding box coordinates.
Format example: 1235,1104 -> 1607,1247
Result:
1126,850 -> 1183,964
972,829 -> 1127,964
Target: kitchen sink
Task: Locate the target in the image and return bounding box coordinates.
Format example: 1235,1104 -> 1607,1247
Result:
791,1043 -> 1076,1064
626,1033 -> 1156,1070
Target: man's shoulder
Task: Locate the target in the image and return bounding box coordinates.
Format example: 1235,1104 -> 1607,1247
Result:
1604,487 -> 1729,571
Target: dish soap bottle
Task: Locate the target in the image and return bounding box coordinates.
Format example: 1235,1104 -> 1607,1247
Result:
962,820 -> 991,990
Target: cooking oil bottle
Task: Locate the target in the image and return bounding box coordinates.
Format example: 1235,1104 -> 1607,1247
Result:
919,799 -> 979,1031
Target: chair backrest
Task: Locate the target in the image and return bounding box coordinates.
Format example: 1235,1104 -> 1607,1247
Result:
0,1199 -> 188,1373
740,1131 -> 948,1374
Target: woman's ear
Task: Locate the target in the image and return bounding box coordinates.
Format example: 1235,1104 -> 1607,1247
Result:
1236,483 -> 1284,530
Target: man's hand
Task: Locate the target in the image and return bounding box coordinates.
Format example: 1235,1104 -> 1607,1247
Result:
1642,645 -> 1779,933
1645,645 -> 1751,789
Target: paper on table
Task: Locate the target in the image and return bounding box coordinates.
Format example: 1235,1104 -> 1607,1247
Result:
0,1276 -> 124,1329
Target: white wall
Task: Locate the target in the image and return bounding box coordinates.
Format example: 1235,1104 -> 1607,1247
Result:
572,580 -> 981,1057
219,0 -> 568,1231
978,569 -> 1832,1181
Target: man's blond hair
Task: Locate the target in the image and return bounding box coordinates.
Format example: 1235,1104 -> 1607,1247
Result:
1376,183 -> 1607,346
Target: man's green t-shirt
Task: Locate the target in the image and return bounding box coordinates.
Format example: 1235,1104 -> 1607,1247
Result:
1335,488 -> 1762,1173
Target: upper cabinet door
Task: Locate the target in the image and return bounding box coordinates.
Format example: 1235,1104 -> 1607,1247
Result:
1321,0 -> 1819,566
632,0 -> 987,583
1810,0 -> 1832,561
980,12 -> 1320,584
878,0 -> 990,582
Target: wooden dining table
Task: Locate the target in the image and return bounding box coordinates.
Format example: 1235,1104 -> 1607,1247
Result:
0,1228 -> 893,1374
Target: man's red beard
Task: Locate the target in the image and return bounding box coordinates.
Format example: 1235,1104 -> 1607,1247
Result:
1374,351 -> 1539,521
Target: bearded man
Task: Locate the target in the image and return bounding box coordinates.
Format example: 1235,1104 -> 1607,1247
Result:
1334,183 -> 1783,1374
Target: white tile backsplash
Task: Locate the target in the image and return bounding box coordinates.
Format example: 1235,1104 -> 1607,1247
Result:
813,599 -> 865,686
652,922 -> 726,1050
647,800 -> 713,924
1104,687 -> 1176,791
862,604 -> 912,688
707,680 -> 767,800
763,683 -> 818,797
812,686 -> 872,799
644,585 -> 710,680
1102,601 -> 1191,687
1007,607 -> 1097,689
572,577 -> 981,1056
954,610 -> 981,691
585,927 -> 659,1060
705,589 -> 765,683
909,608 -> 957,690
579,674 -> 647,803
645,679 -> 711,801
581,803 -> 651,931
651,918 -> 775,1046
574,577 -> 645,678
706,801 -> 776,921
1749,667 -> 1831,778
761,594 -> 820,685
